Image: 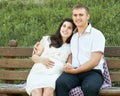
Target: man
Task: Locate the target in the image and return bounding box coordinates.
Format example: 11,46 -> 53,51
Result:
55,4 -> 105,96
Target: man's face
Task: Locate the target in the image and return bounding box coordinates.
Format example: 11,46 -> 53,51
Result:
72,8 -> 90,28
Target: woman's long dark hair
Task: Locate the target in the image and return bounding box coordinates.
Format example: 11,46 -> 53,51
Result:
49,18 -> 76,48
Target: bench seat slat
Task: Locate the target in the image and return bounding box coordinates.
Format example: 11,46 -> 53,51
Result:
99,87 -> 120,96
0,84 -> 26,94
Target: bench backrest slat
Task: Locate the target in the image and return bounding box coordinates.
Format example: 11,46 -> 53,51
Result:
104,47 -> 120,57
0,46 -> 120,83
0,59 -> 34,68
0,70 -> 29,80
110,72 -> 120,82
0,47 -> 33,56
0,47 -> 33,82
107,59 -> 120,69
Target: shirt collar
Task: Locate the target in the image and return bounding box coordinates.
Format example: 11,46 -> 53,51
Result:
85,23 -> 92,33
74,23 -> 92,35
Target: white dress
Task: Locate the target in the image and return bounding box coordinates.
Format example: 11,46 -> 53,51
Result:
26,36 -> 71,95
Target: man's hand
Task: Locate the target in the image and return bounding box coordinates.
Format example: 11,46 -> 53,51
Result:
32,42 -> 40,55
64,63 -> 77,74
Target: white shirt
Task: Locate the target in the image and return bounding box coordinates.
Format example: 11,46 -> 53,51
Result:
70,24 -> 105,73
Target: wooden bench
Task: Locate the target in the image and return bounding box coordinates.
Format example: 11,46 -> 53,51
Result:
0,47 -> 33,96
99,46 -> 120,96
0,46 -> 120,96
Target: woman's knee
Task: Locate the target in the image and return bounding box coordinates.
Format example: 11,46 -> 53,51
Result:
31,88 -> 42,96
43,87 -> 54,96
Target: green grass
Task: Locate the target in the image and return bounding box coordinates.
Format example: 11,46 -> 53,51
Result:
0,0 -> 120,46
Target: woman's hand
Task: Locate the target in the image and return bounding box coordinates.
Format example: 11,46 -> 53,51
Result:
41,58 -> 55,68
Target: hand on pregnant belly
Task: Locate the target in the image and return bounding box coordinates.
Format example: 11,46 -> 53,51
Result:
32,57 -> 64,74
46,57 -> 64,74
41,57 -> 55,68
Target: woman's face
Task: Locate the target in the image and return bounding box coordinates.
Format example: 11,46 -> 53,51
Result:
60,21 -> 73,41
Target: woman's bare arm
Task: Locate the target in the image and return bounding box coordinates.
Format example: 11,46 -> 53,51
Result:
32,38 -> 54,68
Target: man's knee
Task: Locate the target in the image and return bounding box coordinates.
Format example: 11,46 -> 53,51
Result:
81,84 -> 99,96
56,76 -> 66,86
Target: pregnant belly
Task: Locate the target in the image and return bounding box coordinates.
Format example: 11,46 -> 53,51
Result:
31,58 -> 64,74
46,57 -> 64,74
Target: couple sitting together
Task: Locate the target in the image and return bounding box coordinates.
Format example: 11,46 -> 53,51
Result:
25,4 -> 111,96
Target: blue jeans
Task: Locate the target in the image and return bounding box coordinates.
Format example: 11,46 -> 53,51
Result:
55,69 -> 104,96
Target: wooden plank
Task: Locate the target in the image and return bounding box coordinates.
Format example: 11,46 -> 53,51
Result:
105,46 -> 120,57
110,72 -> 120,82
106,59 -> 120,69
0,70 -> 29,80
0,47 -> 33,56
0,59 -> 34,68
99,87 -> 120,96
0,47 -> 119,95
0,84 -> 26,94
1,59 -> 120,69
0,46 -> 119,57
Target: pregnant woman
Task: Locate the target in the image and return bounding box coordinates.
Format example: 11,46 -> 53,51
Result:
26,18 -> 76,96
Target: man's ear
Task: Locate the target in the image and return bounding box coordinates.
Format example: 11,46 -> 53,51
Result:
87,14 -> 90,20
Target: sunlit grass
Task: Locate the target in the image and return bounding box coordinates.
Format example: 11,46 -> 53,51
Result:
0,0 -> 119,46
